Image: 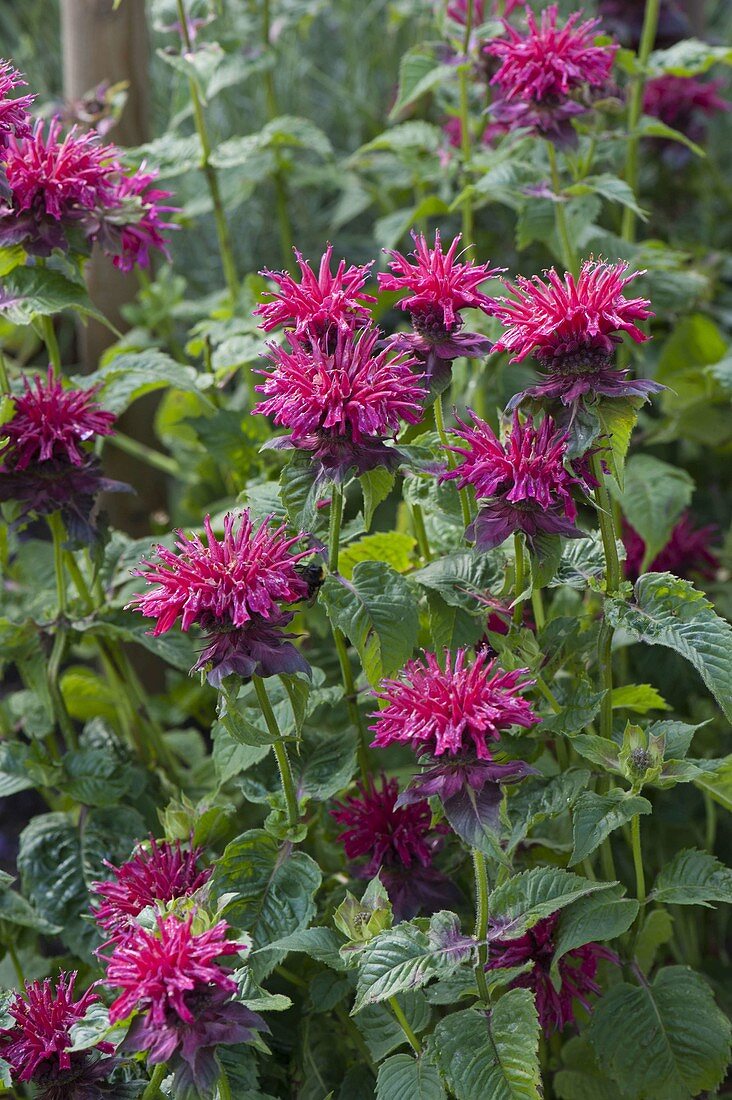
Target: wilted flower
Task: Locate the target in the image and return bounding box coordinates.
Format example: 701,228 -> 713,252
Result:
485,5 -> 616,144
254,326 -> 426,479
0,368 -> 126,543
0,117 -> 173,266
643,75 -> 730,161
130,511 -> 311,685
379,230 -> 502,362
485,913 -> 617,1033
0,973 -> 116,1096
0,58 -> 34,150
106,915 -> 266,1095
332,775 -> 458,920
371,648 -> 537,759
255,244 -> 376,342
598,0 -> 689,50
623,514 -> 720,582
493,261 -> 659,406
443,411 -> 595,550
91,836 -> 212,938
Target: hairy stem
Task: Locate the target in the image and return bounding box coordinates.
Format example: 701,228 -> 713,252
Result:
434,395 -> 472,529
46,512 -> 77,750
621,0 -> 661,242
512,532 -> 525,625
631,812 -> 646,903
142,1063 -> 167,1100
41,315 -> 62,373
547,142 -> 577,275
217,1062 -> 233,1100
176,0 -> 240,299
252,674 -> 299,828
411,503 -> 432,562
472,848 -> 491,1002
388,996 -> 422,1054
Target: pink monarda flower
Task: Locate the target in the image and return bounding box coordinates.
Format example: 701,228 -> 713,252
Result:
0,368 -> 126,544
0,58 -> 34,150
0,973 -> 116,1094
255,243 -> 376,342
643,75 -> 730,162
623,513 -> 720,583
0,117 -> 173,266
129,511 -> 311,685
485,913 -> 617,1033
443,411 -> 594,550
91,836 -> 212,939
493,261 -> 659,407
254,325 -> 426,480
106,915 -> 266,1093
379,230 -> 502,362
484,5 -> 617,145
332,775 -> 457,920
371,648 -> 537,760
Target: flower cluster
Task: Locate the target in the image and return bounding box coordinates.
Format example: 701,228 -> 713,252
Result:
485,5 -> 617,145
332,775 -> 458,920
379,230 -> 502,378
643,76 -> 730,162
492,261 -> 658,407
130,511 -> 312,684
254,326 -> 426,479
0,973 -> 117,1098
486,913 -> 617,1033
444,411 -> 595,550
623,513 -> 720,582
105,915 -> 266,1095
0,368 -> 127,543
91,836 -> 212,938
0,117 -> 174,268
0,58 -> 34,152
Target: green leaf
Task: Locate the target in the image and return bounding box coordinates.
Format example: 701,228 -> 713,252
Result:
321,562 -> 418,686
606,573 -> 732,721
570,789 -> 652,866
694,756 -> 732,812
506,770 -> 590,853
360,468 -> 396,529
75,350 -> 210,416
552,886 -> 639,981
615,456 -> 694,570
549,532 -> 608,589
566,174 -> 646,218
353,911 -> 473,1011
428,992 -> 542,1100
295,728 -> 357,802
587,966 -> 731,1099
637,116 -> 705,157
650,849 -> 732,907
489,867 -> 616,939
357,993 -> 432,1060
339,532 -> 416,581
412,550 -> 504,610
62,748 -> 133,806
596,397 -> 643,488
258,927 -> 347,972
611,683 -> 670,714
130,132 -> 202,178
555,1036 -> 624,1100
389,46 -> 453,119
649,38 -> 732,77
213,829 -> 321,980
279,454 -> 323,532
635,909 -> 674,976
377,1054 -> 446,1100
0,266 -> 105,326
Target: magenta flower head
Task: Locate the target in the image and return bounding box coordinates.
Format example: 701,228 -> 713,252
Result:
0,368 -> 127,543
484,6 -> 617,145
90,164 -> 175,271
623,514 -> 720,583
0,973 -> 116,1097
106,915 -> 266,1095
443,411 -> 595,551
91,836 -> 212,940
129,511 -> 311,685
485,913 -> 617,1033
0,58 -> 34,151
379,230 -> 503,363
255,244 -> 376,344
331,775 -> 458,920
254,325 -> 426,480
493,261 -> 659,408
643,75 -> 730,162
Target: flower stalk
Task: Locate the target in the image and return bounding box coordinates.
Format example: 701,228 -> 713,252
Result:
252,673 -> 299,829
142,1063 -> 167,1100
621,0 -> 661,243
388,995 -> 422,1054
472,848 -> 491,1002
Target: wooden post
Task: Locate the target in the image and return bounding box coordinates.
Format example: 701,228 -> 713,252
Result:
60,0 -> 168,537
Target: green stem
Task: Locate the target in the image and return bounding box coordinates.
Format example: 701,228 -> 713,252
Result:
46,513 -> 77,750
0,349 -> 10,393
704,791 -> 717,853
262,0 -> 294,268
547,142 -> 577,275
252,674 -> 299,828
176,0 -> 239,299
217,1062 -> 232,1100
411,503 -> 432,562
41,315 -> 61,373
328,485 -> 371,785
388,996 -> 422,1054
535,675 -> 561,714
513,532 -> 525,625
472,848 -> 491,1002
621,0 -> 661,243
47,512 -> 67,616
7,943 -> 25,988
434,395 -> 472,529
630,812 -> 646,903
456,0 -> 475,246
107,430 -> 181,477
531,586 -> 545,631
590,451 -> 621,746
142,1063 -> 167,1100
